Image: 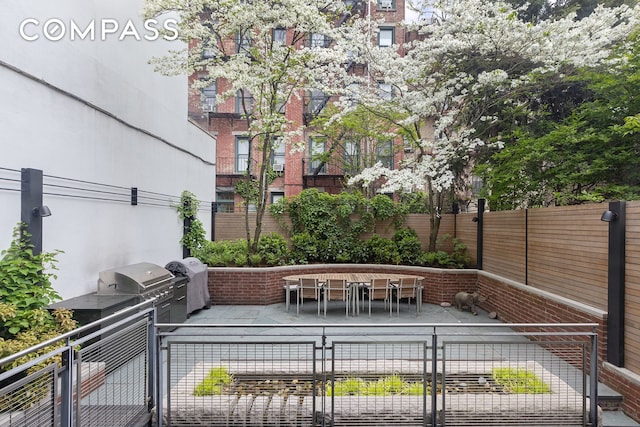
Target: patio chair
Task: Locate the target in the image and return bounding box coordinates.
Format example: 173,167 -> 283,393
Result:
396,277 -> 419,316
298,277 -> 321,316
324,278 -> 350,317
365,277 -> 390,317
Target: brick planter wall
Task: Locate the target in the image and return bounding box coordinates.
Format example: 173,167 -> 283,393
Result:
601,363 -> 640,421
207,264 -> 476,306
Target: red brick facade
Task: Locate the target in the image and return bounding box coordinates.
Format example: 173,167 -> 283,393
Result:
189,1 -> 410,211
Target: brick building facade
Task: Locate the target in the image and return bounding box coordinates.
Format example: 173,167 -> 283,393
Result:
189,0 -> 408,213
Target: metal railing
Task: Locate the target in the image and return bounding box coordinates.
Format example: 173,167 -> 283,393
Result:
157,323 -> 598,427
0,301 -> 156,427
1,308 -> 599,426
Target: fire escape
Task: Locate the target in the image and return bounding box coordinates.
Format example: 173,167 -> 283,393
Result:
302,0 -> 366,126
301,0 -> 367,191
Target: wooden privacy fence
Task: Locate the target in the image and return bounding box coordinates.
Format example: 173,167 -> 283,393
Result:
213,201 -> 640,373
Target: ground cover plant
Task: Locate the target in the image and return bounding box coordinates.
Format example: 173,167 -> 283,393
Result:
491,367 -> 551,394
191,368 -> 550,397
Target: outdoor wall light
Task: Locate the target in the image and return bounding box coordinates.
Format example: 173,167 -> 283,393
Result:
472,216 -> 479,222
601,210 -> 618,222
32,205 -> 52,217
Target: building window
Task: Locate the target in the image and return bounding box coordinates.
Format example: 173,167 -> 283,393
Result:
378,27 -> 394,47
201,79 -> 217,112
308,89 -> 327,114
343,140 -> 362,175
202,23 -> 218,58
378,0 -> 395,10
309,137 -> 326,174
236,89 -> 254,114
309,33 -> 327,48
376,140 -> 394,169
216,192 -> 235,213
377,81 -> 393,100
236,31 -> 251,54
273,28 -> 286,46
271,192 -> 284,204
272,138 -> 285,170
236,136 -> 250,173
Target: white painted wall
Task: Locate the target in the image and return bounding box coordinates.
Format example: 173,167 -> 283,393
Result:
0,0 -> 216,299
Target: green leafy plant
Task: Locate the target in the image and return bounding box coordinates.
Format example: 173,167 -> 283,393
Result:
364,235 -> 400,265
0,224 -> 64,339
0,224 -> 77,410
492,368 -> 550,394
257,233 -> 290,266
289,232 -> 318,264
175,191 -> 207,257
193,366 -> 234,396
393,228 -> 422,265
329,374 -> 420,396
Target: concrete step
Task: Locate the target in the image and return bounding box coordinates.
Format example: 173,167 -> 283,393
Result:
594,381 -> 623,411
602,410 -> 640,426
588,380 -> 640,426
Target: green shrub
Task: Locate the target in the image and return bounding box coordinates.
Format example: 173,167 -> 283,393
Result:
365,235 -> 400,265
347,240 -> 370,263
393,228 -> 422,265
196,239 -> 248,266
0,223 -> 77,412
258,233 -> 290,266
370,194 -> 396,221
430,234 -> 472,268
290,232 -> 318,264
0,225 -> 64,339
420,250 -> 453,268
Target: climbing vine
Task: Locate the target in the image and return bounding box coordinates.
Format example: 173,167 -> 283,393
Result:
176,191 -> 207,256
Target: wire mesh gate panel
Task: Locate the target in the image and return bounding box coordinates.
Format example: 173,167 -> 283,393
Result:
330,341 -> 429,427
165,341 -> 318,426
74,317 -> 151,427
0,364 -> 57,426
441,341 -> 588,427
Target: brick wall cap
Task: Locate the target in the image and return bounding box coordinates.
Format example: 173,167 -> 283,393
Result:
479,270 -> 607,318
207,264 -> 476,275
603,362 -> 640,388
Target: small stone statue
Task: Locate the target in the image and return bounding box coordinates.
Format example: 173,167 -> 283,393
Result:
454,291 -> 487,315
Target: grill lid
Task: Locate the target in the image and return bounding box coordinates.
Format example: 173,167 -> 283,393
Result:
97,262 -> 174,295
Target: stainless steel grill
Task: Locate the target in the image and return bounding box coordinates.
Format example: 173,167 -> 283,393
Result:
97,262 -> 175,322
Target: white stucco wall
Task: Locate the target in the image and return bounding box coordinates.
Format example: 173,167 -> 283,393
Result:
0,0 -> 216,299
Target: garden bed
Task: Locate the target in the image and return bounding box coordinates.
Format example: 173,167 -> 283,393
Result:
162,360 -> 593,426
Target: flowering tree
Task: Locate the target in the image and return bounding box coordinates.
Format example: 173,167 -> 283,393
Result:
347,0 -> 639,250
144,0 -> 355,258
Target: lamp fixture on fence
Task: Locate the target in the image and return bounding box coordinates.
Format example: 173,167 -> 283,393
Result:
601,210 -> 617,222
472,216 -> 479,222
32,205 -> 52,217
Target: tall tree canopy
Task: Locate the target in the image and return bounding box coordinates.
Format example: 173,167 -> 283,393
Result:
144,0 -> 354,256
346,0 -> 639,248
477,31 -> 640,209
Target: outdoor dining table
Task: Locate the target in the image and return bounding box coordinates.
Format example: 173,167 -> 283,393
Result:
282,272 -> 424,316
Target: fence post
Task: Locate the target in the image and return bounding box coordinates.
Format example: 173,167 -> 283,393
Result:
59,341 -> 75,426
431,330 -> 438,427
20,168 -> 50,255
590,331 -> 599,427
476,198 -> 485,270
211,201 -> 217,241
182,198 -> 192,258
604,200 -> 626,366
